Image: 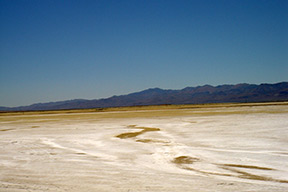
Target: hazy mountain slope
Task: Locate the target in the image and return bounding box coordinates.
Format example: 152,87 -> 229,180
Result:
1,82 -> 287,111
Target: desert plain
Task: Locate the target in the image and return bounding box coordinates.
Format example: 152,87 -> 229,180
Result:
0,102 -> 288,192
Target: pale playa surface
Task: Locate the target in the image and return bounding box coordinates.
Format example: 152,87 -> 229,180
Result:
0,103 -> 288,192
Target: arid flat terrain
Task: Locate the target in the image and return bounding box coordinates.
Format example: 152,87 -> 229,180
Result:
0,102 -> 288,192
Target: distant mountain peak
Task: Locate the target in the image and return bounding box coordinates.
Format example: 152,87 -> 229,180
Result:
142,87 -> 163,92
1,82 -> 287,111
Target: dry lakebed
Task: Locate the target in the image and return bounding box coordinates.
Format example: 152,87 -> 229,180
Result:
0,102 -> 288,192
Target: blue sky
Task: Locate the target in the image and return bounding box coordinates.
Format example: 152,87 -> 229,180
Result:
0,0 -> 287,107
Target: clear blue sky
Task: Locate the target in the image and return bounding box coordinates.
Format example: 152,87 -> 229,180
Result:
0,0 -> 287,107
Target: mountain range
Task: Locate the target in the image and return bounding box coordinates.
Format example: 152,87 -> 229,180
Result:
1,82 -> 288,111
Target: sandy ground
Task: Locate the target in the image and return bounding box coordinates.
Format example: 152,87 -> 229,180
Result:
0,103 -> 288,192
